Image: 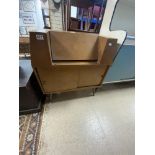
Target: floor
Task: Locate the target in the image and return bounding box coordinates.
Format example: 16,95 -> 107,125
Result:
38,82 -> 135,155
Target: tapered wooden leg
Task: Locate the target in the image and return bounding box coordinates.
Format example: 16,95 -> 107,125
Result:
92,88 -> 97,96
49,94 -> 53,101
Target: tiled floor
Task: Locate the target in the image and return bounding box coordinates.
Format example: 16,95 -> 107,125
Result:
39,83 -> 135,155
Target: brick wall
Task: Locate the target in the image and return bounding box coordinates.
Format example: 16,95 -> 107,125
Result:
48,0 -> 63,30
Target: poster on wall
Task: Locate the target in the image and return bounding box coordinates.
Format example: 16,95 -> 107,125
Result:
22,0 -> 36,12
19,0 -> 44,35
22,13 -> 35,24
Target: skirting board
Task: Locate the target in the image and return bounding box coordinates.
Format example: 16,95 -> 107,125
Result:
103,78 -> 135,84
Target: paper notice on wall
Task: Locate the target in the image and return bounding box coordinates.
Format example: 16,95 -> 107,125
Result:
19,0 -> 44,35
22,13 -> 35,25
22,0 -> 36,12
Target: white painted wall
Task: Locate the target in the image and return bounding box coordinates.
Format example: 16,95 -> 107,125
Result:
111,0 -> 135,36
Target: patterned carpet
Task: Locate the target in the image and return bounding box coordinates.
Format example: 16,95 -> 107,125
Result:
19,109 -> 44,155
